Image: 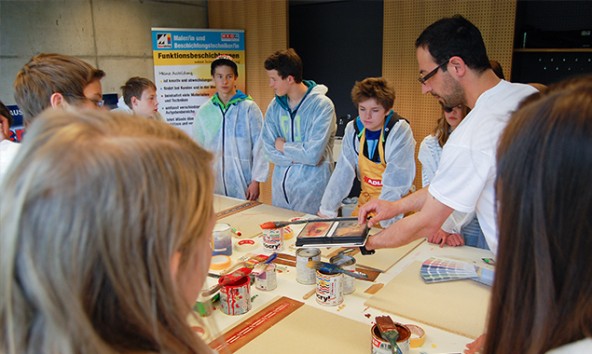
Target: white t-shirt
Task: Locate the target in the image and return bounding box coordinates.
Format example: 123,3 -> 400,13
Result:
429,80 -> 537,254
0,139 -> 21,181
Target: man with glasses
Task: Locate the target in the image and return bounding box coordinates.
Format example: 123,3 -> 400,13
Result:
14,53 -> 106,128
358,15 -> 537,256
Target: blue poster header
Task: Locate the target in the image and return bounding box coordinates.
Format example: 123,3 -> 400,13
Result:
151,28 -> 244,51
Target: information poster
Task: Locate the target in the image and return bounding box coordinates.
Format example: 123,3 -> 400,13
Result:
6,105 -> 24,142
151,28 -> 245,136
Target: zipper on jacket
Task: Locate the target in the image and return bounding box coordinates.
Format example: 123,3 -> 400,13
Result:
219,105 -> 228,196
281,165 -> 292,205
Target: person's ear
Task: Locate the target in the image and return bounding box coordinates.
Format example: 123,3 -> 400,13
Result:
131,96 -> 139,108
0,116 -> 10,139
50,93 -> 67,108
170,251 -> 182,280
448,56 -> 467,77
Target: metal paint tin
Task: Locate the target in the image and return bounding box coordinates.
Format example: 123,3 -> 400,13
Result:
296,248 -> 321,285
262,227 -> 284,251
254,264 -> 277,291
212,223 -> 233,256
315,269 -> 344,306
370,323 -> 411,354
219,276 -> 251,315
329,253 -> 356,294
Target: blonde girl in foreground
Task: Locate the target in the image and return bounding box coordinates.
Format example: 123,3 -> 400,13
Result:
0,110 -> 217,353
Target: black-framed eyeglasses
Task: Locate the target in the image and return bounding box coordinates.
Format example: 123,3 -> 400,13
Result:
62,93 -> 105,108
418,61 -> 448,85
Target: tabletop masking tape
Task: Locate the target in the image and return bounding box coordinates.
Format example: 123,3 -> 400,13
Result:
235,239 -> 259,252
406,324 -> 426,348
209,255 -> 232,271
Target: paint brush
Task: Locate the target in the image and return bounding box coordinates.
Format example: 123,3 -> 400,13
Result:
259,217 -> 360,230
306,260 -> 369,279
252,253 -> 278,276
375,315 -> 400,353
201,267 -> 252,296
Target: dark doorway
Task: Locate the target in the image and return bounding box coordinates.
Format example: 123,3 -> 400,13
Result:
289,0 -> 384,136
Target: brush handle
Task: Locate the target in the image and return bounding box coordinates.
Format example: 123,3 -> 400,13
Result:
319,263 -> 368,279
273,217 -> 360,228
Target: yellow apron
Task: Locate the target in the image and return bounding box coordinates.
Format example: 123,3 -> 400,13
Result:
352,128 -> 387,216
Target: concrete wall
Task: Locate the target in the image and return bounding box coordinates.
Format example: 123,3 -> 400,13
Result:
0,0 -> 208,105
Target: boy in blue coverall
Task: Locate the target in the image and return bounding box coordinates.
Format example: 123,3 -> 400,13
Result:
192,55 -> 268,200
262,48 -> 336,214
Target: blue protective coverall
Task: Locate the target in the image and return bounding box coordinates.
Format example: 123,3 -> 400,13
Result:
192,90 -> 269,200
261,81 -> 336,214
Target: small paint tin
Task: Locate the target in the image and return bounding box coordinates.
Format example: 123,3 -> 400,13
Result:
370,323 -> 410,354
262,227 -> 284,251
219,276 -> 251,316
330,253 -> 356,295
296,248 -> 321,285
315,269 -> 343,306
212,223 -> 233,256
254,264 -> 277,291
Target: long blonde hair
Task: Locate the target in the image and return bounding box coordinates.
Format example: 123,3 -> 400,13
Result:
0,109 -> 214,353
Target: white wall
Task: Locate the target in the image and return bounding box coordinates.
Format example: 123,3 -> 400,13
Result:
0,0 -> 208,105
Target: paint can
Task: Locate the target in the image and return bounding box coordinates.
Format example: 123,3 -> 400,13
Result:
296,248 -> 321,285
262,227 -> 284,251
370,323 -> 411,354
329,253 -> 356,295
212,223 -> 233,256
219,276 -> 251,316
315,269 -> 343,306
254,264 -> 277,291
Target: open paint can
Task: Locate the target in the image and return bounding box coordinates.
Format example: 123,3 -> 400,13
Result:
296,248 -> 321,285
329,253 -> 356,294
219,276 -> 251,316
315,269 -> 343,306
371,323 -> 411,354
262,227 -> 284,251
254,263 -> 277,291
212,223 -> 233,256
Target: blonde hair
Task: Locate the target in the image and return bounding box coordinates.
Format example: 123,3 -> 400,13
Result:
432,105 -> 469,147
0,110 -> 214,353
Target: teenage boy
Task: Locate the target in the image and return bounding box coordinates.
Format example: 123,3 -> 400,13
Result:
318,77 -> 415,227
192,55 -> 268,201
262,48 -> 337,215
117,77 -> 163,120
358,15 -> 537,254
14,53 -> 106,127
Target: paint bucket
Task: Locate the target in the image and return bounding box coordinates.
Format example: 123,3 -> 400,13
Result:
212,223 -> 233,256
219,276 -> 251,316
262,227 -> 283,251
340,197 -> 358,217
296,248 -> 321,285
254,263 -> 277,291
315,269 -> 343,306
370,323 -> 411,354
329,253 -> 356,294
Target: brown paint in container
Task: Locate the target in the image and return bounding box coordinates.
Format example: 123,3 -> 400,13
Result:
370,323 -> 410,354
